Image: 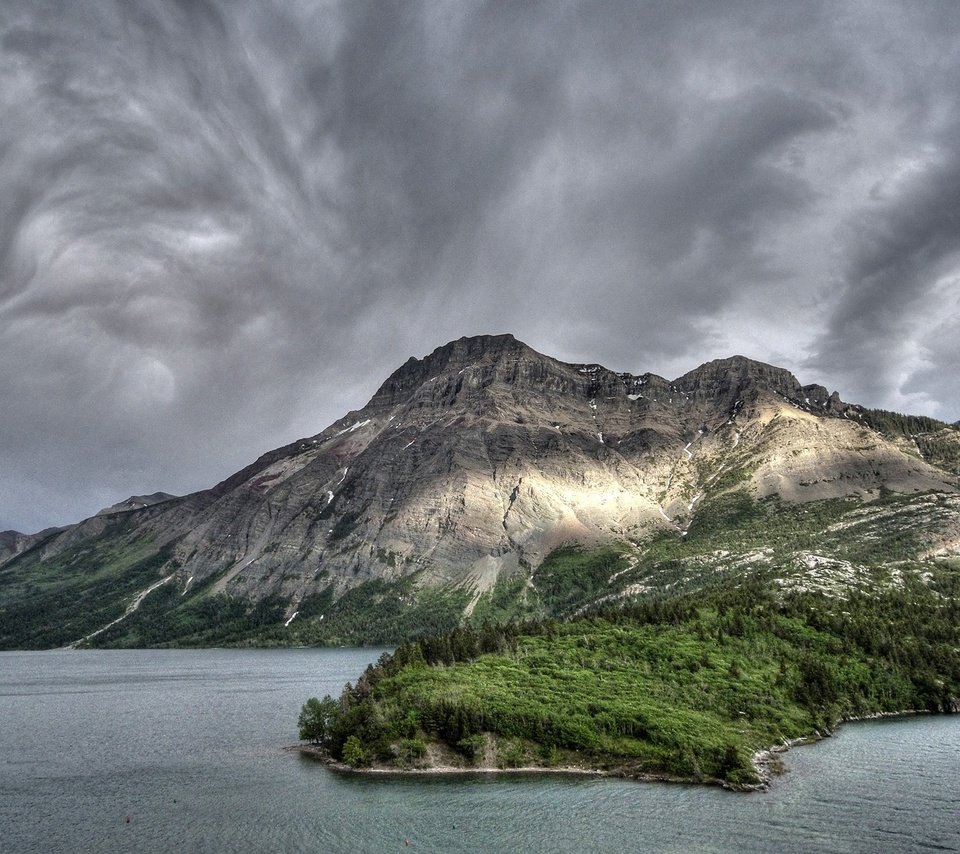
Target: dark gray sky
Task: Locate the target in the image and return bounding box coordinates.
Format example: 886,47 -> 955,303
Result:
2,0 -> 959,533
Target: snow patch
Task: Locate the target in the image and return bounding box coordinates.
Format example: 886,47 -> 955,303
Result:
284,611 -> 299,627
334,419 -> 371,438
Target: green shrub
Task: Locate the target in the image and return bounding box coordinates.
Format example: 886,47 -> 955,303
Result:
499,738 -> 526,769
342,735 -> 369,767
395,737 -> 427,766
457,734 -> 486,763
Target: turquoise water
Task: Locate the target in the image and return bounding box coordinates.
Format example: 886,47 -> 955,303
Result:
1,649 -> 957,853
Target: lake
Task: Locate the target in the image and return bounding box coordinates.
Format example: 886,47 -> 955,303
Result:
1,649 -> 957,853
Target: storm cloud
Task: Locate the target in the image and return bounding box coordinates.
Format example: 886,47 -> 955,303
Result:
2,0 -> 959,532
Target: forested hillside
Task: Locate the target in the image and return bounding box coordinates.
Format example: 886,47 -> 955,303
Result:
299,569 -> 960,788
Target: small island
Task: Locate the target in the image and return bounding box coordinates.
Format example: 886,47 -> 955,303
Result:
298,576 -> 960,790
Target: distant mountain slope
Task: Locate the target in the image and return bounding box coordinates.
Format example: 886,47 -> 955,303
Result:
1,334 -> 958,649
0,528 -> 61,566
96,492 -> 178,517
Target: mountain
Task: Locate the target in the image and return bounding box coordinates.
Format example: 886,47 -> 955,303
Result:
0,528 -> 62,566
2,334 -> 958,649
95,492 -> 178,517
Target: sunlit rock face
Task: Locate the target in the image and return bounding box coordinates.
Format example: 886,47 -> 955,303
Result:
10,335 -> 958,608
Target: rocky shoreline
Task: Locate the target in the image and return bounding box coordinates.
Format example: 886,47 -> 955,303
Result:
292,743 -> 609,779
293,742 -> 762,792
293,708 -> 943,793
750,708 -> 934,789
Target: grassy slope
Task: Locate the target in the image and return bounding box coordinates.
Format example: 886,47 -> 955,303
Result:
89,572 -> 475,648
0,519 -> 176,649
524,489 -> 960,613
306,573 -> 960,788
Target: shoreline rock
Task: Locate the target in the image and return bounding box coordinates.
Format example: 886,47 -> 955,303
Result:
292,744 -> 747,791
291,743 -> 611,778
292,707 -> 946,794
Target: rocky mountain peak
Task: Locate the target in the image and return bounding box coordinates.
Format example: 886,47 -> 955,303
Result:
369,334 -> 532,408
674,355 -> 844,415
361,337 -> 854,429
677,355 -> 802,396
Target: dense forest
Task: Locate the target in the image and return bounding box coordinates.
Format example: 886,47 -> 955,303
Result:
856,407 -> 960,473
300,572 -> 960,788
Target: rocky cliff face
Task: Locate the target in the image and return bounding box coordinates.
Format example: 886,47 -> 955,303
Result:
2,334 -> 958,648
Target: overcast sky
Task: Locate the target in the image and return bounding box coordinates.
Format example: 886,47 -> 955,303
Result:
2,0 -> 959,533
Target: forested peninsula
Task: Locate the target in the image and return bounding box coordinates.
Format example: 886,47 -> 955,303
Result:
299,575 -> 960,789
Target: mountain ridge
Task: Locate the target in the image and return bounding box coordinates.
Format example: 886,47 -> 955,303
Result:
1,334 -> 958,649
